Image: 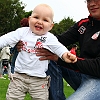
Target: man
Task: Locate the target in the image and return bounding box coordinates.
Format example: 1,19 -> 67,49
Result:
36,0 -> 100,100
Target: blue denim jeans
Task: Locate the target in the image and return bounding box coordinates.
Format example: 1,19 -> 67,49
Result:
47,61 -> 100,100
46,61 -> 66,100
10,47 -> 18,73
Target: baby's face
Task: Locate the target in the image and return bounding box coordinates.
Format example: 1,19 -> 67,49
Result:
29,5 -> 54,36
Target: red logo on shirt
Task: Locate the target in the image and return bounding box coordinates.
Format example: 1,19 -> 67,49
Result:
91,31 -> 100,40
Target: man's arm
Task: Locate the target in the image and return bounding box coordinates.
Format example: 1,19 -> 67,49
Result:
57,57 -> 100,78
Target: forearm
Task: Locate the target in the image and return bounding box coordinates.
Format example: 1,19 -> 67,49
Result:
57,57 -> 100,78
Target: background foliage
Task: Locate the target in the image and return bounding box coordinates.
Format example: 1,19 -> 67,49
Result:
0,0 -> 26,35
50,17 -> 76,35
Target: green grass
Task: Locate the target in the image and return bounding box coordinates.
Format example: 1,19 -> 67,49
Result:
63,79 -> 75,98
0,75 -> 74,100
0,75 -> 9,100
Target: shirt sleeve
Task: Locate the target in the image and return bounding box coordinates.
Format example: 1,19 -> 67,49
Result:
44,33 -> 69,58
0,28 -> 24,48
57,57 -> 100,78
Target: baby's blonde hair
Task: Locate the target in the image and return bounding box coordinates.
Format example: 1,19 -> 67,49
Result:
31,4 -> 54,22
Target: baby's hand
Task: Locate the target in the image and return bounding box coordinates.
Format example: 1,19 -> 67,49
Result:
67,52 -> 77,63
62,52 -> 77,63
8,73 -> 14,81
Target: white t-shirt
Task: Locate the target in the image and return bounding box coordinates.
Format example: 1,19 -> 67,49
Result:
0,27 -> 68,77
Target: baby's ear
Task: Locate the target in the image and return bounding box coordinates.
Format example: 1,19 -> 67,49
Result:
49,23 -> 54,31
28,16 -> 31,20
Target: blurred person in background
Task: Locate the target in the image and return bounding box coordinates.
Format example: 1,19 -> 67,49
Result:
0,46 -> 11,79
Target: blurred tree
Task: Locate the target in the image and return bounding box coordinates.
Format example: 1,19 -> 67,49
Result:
0,0 -> 26,35
24,11 -> 32,18
50,17 -> 76,35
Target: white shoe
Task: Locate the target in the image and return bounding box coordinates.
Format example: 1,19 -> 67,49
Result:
0,76 -> 6,79
4,74 -> 7,76
67,84 -> 70,86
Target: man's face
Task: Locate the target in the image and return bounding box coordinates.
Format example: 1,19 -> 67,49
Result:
87,0 -> 100,19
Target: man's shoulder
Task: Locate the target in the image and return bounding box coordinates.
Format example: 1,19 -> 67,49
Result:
78,18 -> 89,26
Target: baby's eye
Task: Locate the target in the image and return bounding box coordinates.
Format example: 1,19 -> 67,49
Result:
34,16 -> 39,19
43,19 -> 48,22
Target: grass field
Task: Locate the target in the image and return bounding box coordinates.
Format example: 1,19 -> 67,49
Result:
0,75 -> 74,100
63,79 -> 75,98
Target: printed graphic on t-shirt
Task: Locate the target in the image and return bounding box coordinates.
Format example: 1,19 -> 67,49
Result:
22,37 -> 47,53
